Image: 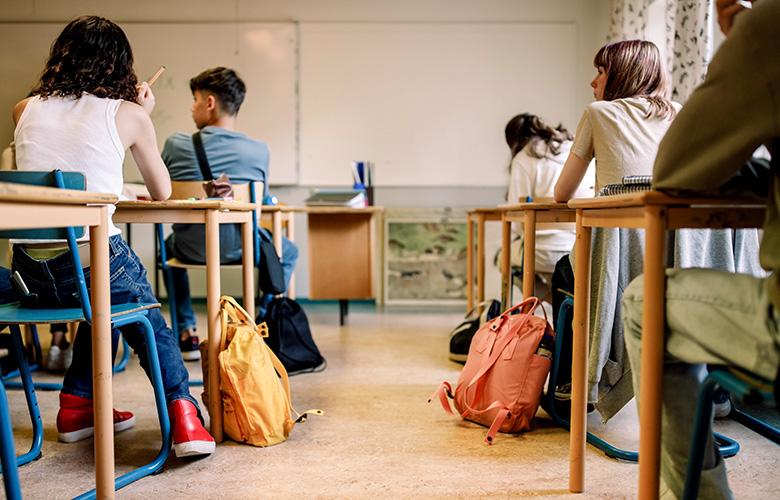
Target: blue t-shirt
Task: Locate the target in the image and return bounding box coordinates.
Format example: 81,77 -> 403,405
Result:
161,126 -> 270,263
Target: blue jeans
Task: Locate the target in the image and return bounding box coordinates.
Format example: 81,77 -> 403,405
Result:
164,231 -> 298,332
12,236 -> 198,409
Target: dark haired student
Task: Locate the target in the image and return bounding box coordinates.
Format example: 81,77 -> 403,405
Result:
162,67 -> 298,360
11,15 -> 214,456
504,113 -> 594,303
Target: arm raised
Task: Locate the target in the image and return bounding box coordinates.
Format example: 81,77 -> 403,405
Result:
116,100 -> 171,201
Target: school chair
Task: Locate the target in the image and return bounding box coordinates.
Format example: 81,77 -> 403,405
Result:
683,367 -> 780,500
0,170 -> 171,497
0,364 -> 22,500
1,328 -> 131,392
156,180 -> 264,337
541,296 -> 740,462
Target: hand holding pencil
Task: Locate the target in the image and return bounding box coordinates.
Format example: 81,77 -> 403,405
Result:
137,65 -> 165,115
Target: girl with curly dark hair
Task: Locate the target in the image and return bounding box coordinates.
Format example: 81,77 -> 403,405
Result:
503,113 -> 594,304
11,15 -> 215,458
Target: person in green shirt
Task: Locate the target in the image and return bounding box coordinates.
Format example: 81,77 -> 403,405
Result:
622,0 -> 779,497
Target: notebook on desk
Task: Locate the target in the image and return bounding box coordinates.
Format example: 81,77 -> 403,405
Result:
305,189 -> 366,208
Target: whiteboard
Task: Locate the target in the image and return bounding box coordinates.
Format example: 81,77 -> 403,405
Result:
0,22 -> 298,185
299,22 -> 578,187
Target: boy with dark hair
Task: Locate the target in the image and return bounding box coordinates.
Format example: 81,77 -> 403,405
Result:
162,67 -> 298,360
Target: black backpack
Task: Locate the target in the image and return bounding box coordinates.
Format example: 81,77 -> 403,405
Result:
261,297 -> 326,375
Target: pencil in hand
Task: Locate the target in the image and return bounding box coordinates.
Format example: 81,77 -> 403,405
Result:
146,65 -> 166,87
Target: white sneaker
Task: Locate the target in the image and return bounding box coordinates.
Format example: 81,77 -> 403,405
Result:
46,344 -> 73,372
714,398 -> 732,419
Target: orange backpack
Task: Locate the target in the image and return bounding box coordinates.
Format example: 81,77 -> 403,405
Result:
431,298 -> 554,444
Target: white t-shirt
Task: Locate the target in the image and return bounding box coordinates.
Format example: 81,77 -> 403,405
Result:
570,96 -> 681,190
14,94 -> 125,237
507,140 -> 595,252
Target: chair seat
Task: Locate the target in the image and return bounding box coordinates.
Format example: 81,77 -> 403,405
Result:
0,302 -> 160,325
166,258 -> 244,270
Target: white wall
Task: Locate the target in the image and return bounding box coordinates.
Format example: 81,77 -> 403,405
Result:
0,0 -> 611,300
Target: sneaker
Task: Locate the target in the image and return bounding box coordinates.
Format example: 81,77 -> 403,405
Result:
551,383 -> 595,417
179,332 -> 201,361
46,344 -> 74,372
713,389 -> 733,419
56,393 -> 135,443
169,399 -> 215,457
448,300 -> 502,363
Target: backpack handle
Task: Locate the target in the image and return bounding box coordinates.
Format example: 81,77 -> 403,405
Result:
219,295 -> 266,351
492,296 -> 546,328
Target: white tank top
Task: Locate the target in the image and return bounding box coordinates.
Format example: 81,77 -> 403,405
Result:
14,94 -> 125,237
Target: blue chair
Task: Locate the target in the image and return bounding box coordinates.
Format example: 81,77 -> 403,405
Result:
155,181 -> 263,388
683,368 -> 780,500
1,330 -> 131,392
540,296 -> 740,462
0,170 -> 171,499
156,180 -> 264,338
0,336 -> 25,500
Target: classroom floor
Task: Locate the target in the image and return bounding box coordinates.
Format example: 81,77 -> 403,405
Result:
5,303 -> 780,499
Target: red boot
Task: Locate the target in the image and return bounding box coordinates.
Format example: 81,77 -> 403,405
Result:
57,393 -> 136,443
169,399 -> 215,457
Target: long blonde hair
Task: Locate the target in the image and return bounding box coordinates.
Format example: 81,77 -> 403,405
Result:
594,40 -> 676,120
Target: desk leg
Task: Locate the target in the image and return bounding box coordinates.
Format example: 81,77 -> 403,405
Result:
500,217 -> 511,309
467,216 -> 475,311
476,215 -> 486,304
272,211 -> 283,258
638,206 -> 667,500
287,214 -> 296,299
570,210 -> 591,493
90,207 -> 114,499
522,211 -> 536,301
242,218 -> 255,316
205,210 -> 223,442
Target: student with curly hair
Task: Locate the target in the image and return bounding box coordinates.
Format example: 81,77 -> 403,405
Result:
504,113 -> 593,302
11,15 -> 214,457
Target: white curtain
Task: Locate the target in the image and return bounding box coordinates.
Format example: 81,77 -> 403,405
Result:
607,0 -> 713,102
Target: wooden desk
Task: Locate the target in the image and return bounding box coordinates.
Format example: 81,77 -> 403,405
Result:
499,202 -> 575,308
113,199 -> 257,442
466,207 -> 505,311
567,192 -> 765,498
261,205 -> 297,298
303,206 -> 383,325
0,182 -> 116,498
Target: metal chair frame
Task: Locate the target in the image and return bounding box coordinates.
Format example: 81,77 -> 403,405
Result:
0,170 -> 172,499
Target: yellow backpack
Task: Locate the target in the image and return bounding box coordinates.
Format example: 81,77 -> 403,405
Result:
205,296 -> 321,447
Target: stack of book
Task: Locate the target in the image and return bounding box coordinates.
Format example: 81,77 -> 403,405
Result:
598,175 -> 652,196
305,189 -> 367,208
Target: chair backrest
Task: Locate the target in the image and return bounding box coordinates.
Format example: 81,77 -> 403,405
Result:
166,180 -> 264,265
0,170 -> 86,239
169,180 -> 264,204
0,170 -> 92,321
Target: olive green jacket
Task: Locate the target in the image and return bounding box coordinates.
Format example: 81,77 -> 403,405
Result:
653,0 -> 780,308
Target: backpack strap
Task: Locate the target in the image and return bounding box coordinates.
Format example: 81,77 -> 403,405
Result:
465,303 -> 537,388
485,406 -> 512,445
428,381 -> 455,415
192,131 -> 214,180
